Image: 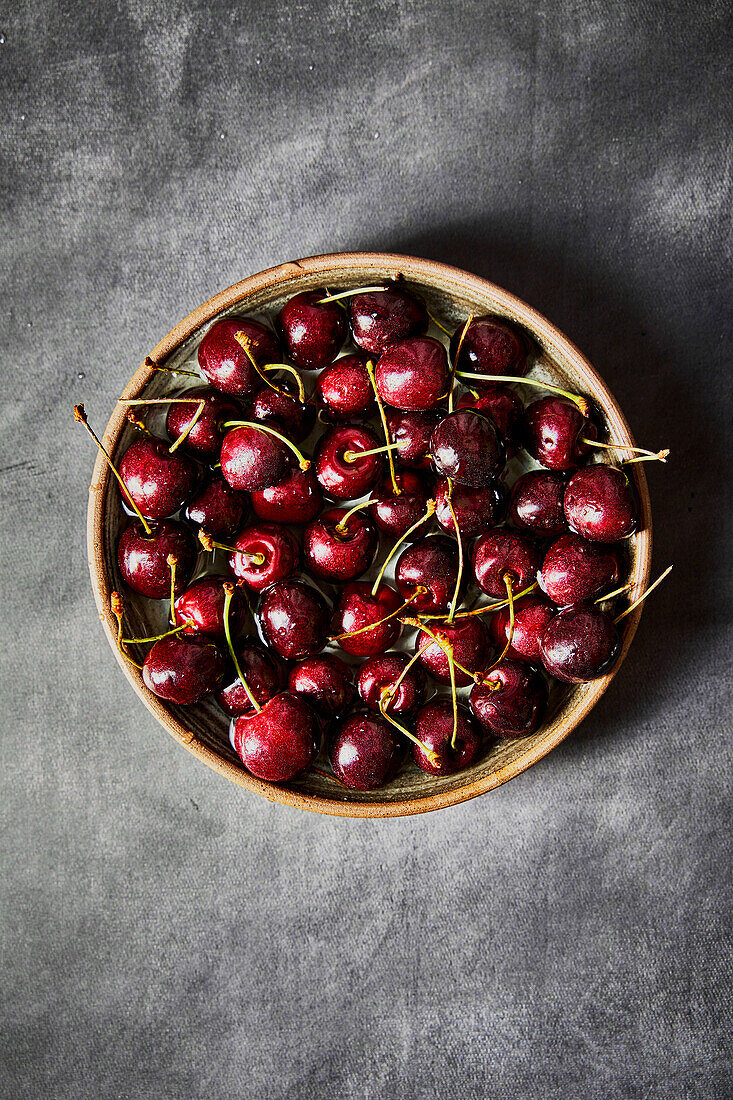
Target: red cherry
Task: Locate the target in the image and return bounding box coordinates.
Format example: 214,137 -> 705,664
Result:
412,700 -> 482,776
489,594 -> 556,665
470,658 -> 548,737
233,691 -> 319,781
357,653 -> 426,715
450,314 -> 530,377
184,475 -> 247,540
165,387 -> 241,461
288,654 -> 355,718
118,437 -> 198,519
142,636 -> 226,705
563,464 -> 639,542
303,507 -> 378,582
315,424 -> 383,500
198,317 -> 280,397
227,523 -> 300,591
220,425 -> 291,492
473,530 -> 542,598
331,581 -> 403,658
414,618 -> 488,687
174,574 -> 247,639
395,535 -> 459,614
349,285 -> 428,354
539,533 -> 621,606
276,289 -> 347,369
315,354 -> 376,421
250,466 -> 323,524
370,471 -> 433,540
386,408 -> 439,468
508,469 -> 568,536
250,381 -> 315,444
456,383 -> 522,454
375,336 -> 449,410
117,519 -> 197,599
430,408 -> 505,487
217,640 -> 284,716
258,580 -> 331,660
330,713 -> 405,789
540,603 -> 620,683
522,396 -> 597,470
434,478 -> 505,538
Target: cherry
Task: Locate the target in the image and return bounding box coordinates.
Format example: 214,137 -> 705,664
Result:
470,658 -> 548,737
522,395 -> 597,470
456,383 -> 522,454
165,387 -> 241,461
173,574 -> 247,639
142,635 -> 226,704
540,603 -> 621,683
250,465 -> 323,524
315,354 -> 376,421
184,475 -> 246,539
276,288 -> 346,369
233,691 -> 319,781
303,506 -> 378,582
118,438 -> 198,519
357,653 -> 426,715
217,640 -> 283,716
225,523 -> 299,591
375,336 -> 449,410
198,317 -> 280,397
288,654 -> 355,718
315,424 -> 383,500
449,314 -> 530,377
473,530 -> 542,598
489,594 -> 556,665
430,408 -> 505,487
539,533 -> 621,606
220,424 -> 294,492
348,285 -> 428,354
118,520 -> 197,599
563,464 -> 639,542
251,381 -> 315,444
395,535 -> 459,614
331,581 -> 403,657
434,478 -> 505,538
412,700 -> 482,776
508,469 -> 567,536
330,713 -> 404,790
258,579 -> 330,660
370,471 -> 433,540
386,409 -> 439,468
413,618 -> 488,687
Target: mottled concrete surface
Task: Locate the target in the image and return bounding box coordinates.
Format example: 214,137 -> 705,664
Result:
1,2 -> 731,1097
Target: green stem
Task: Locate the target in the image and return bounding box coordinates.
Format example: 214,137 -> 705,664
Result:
74,404 -> 152,535
455,372 -> 590,417
222,583 -> 261,712
370,502 -> 436,597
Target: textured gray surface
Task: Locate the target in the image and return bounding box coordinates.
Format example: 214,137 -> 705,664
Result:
1,1 -> 732,1097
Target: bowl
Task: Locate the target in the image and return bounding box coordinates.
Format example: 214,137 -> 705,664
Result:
86,252 -> 652,817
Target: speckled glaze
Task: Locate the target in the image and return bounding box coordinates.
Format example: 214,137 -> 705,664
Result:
540,604 -> 621,684
430,407 -> 505,486
330,713 -> 404,790
233,692 -> 318,781
375,336 -> 449,410
434,477 -> 506,537
563,464 -> 639,542
142,636 -> 226,705
315,353 -> 375,420
539,532 -> 621,606
314,424 -> 383,500
250,466 -> 323,525
414,617 -> 489,687
303,507 -> 378,582
357,653 -> 427,715
395,535 -> 460,614
117,519 -> 198,599
288,654 -> 355,718
508,469 -> 568,536
470,658 -> 548,738
450,312 -> 531,377
184,475 -> 247,539
198,317 -> 280,397
412,700 -> 482,776
165,386 -> 241,462
473,529 -> 542,598
258,580 -> 331,661
331,581 -> 403,658
216,640 -> 284,716
174,574 -> 247,639
276,288 -> 346,369
118,437 -> 198,519
227,523 -> 299,591
349,285 -> 428,354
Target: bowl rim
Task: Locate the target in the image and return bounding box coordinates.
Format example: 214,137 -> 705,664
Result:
86,251 -> 652,818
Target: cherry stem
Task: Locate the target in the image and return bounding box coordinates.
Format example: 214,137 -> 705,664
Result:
262,363 -> 306,404
581,438 -> 670,464
448,313 -> 473,413
455,371 -> 591,417
122,622 -> 190,645
222,582 -> 261,713
366,359 -> 401,495
479,574 -> 516,681
377,696 -> 441,769
370,502 -> 436,597
110,592 -> 142,669
74,404 -> 152,535
448,580 -> 539,621
329,590 -> 421,643
334,498 -> 374,536
233,331 -> 305,404
167,554 -> 177,625
343,441 -> 401,463
379,641 -> 432,715
222,420 -> 311,471
197,529 -> 265,565
446,641 -> 460,750
118,397 -> 208,453
125,410 -> 154,436
595,580 -> 635,603
614,566 -> 673,624
445,480 -> 464,623
316,285 -> 388,304
145,355 -> 199,378
426,308 -> 452,337
403,620 -> 479,682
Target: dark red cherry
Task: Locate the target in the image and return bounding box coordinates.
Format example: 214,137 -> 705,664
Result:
184,475 -> 247,539
288,654 -> 355,718
434,478 -> 505,538
370,471 -> 432,540
165,387 -> 241,462
357,653 -> 427,715
430,409 -> 505,487
118,438 -> 198,519
330,713 -> 404,790
303,507 -> 378,582
508,469 -> 567,536
470,658 -> 547,737
489,594 -> 556,665
142,635 -> 226,705
198,317 -> 280,398
540,603 -> 621,683
456,384 -> 522,454
217,640 -> 284,716
349,285 -> 428,354
331,582 -> 403,658
258,580 -> 330,660
395,535 -> 459,614
233,691 -> 318,781
539,533 -> 621,606
315,354 -> 376,421
450,314 -> 530,377
412,700 -> 482,776
315,424 -> 383,500
220,425 -> 291,492
563,464 -> 639,542
414,617 -> 488,687
174,574 -> 247,639
227,523 -> 299,592
522,396 -> 597,470
276,289 -> 346,369
117,519 -> 197,599
251,381 -> 315,444
375,337 -> 448,410
386,409 -> 439,468
250,466 -> 323,524
473,529 -> 542,598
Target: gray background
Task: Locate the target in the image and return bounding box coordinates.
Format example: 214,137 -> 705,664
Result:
1,1 -> 731,1097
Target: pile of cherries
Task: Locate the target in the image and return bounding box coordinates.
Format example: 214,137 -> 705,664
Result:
78,278 -> 668,793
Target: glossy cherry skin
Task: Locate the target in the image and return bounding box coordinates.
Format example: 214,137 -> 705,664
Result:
251,381 -> 315,444
470,658 -> 548,737
165,387 -> 241,462
303,507 -> 378,582
220,425 -> 291,492
370,471 -> 433,540
489,594 -> 556,665
522,396 -> 597,470
539,533 -> 621,606
276,288 -> 346,369
540,603 -> 620,683
288,654 -> 355,718
258,580 -> 330,660
412,700 -> 482,776
457,384 -> 522,454
331,582 -> 403,658
450,314 -> 530,377
330,713 -> 404,790
315,424 -> 383,500
184,475 -> 247,540
227,523 -> 299,592
198,317 -> 280,398
315,354 -> 375,421
217,640 -> 284,716
508,469 -> 567,536
357,653 -> 427,715
430,409 -> 505,487
173,575 -> 247,639
250,466 -> 322,525
142,636 -> 226,704
473,530 -> 542,598
348,285 -> 428,355
386,409 -> 439,468
563,464 -> 639,542
118,438 -> 198,519
375,337 -> 448,411
414,617 -> 489,687
233,691 -> 319,781
117,519 -> 197,599
434,478 -> 505,538
395,535 -> 459,614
